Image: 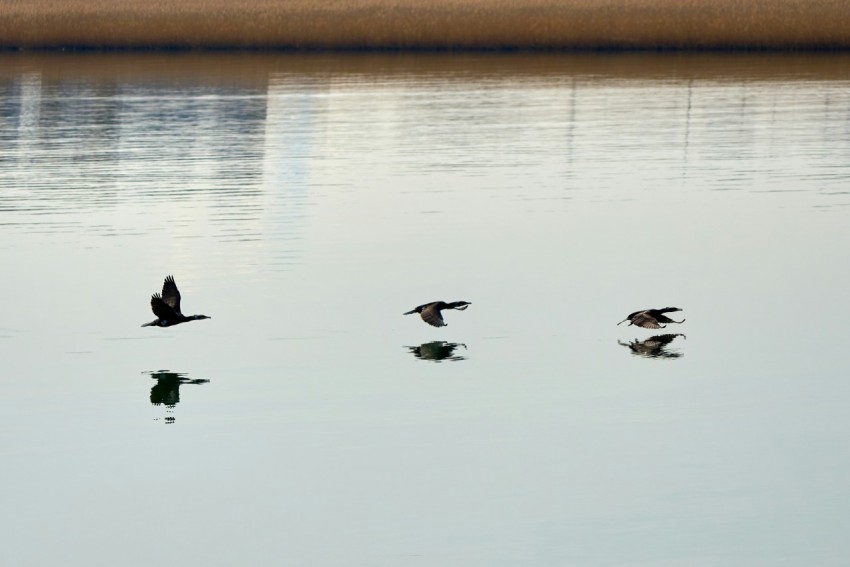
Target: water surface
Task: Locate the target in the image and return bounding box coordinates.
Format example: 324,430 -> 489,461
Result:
2,52 -> 850,566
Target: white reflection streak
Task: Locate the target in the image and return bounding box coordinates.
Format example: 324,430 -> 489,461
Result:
260,76 -> 314,269
16,72 -> 42,169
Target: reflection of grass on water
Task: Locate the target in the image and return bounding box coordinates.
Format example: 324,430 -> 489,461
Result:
3,0 -> 850,49
147,370 -> 209,407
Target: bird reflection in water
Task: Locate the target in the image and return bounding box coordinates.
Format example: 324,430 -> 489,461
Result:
146,370 -> 209,423
619,334 -> 686,359
406,341 -> 468,363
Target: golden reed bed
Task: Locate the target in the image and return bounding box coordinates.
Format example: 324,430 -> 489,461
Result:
2,0 -> 850,50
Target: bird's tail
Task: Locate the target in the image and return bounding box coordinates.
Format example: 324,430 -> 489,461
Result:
403,309 -> 416,315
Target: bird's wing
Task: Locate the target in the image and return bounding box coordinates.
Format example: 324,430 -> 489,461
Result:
405,302 -> 437,315
656,314 -> 685,324
657,307 -> 682,314
420,305 -> 446,327
161,275 -> 182,314
151,294 -> 180,320
631,312 -> 662,329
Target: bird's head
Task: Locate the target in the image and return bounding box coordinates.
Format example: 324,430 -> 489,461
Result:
448,301 -> 471,311
191,315 -> 211,321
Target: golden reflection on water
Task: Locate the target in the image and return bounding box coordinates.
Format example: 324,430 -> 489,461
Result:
3,51 -> 850,83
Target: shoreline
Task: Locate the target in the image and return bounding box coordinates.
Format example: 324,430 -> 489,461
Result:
2,0 -> 850,51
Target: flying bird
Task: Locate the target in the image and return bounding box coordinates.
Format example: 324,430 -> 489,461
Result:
141,276 -> 210,328
404,301 -> 471,328
617,307 -> 685,329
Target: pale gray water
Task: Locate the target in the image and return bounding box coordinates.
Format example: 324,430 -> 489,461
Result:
2,52 -> 850,566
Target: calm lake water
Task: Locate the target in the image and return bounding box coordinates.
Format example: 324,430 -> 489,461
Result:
2,52 -> 850,566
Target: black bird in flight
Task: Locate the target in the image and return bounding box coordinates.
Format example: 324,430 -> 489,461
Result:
404,301 -> 471,328
617,307 -> 684,329
141,276 -> 210,328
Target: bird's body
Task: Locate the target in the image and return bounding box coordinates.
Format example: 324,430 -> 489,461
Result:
141,276 -> 210,328
404,300 -> 471,327
617,307 -> 685,329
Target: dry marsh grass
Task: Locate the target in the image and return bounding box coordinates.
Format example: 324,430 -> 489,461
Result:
2,0 -> 850,49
